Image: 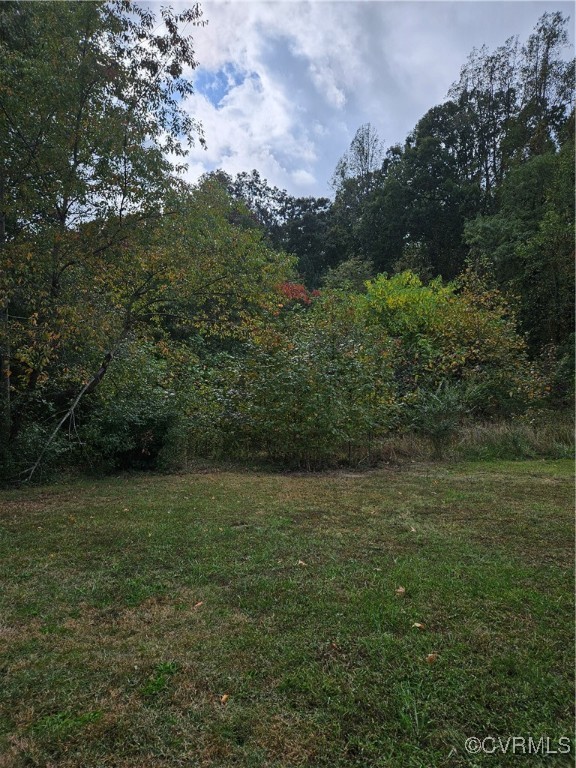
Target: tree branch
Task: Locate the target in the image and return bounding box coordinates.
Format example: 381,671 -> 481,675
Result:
22,350 -> 114,483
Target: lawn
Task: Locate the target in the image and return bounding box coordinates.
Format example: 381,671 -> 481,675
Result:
0,460 -> 573,767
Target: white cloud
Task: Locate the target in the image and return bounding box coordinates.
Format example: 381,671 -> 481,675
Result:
291,168 -> 316,187
182,67 -> 318,191
163,0 -> 574,197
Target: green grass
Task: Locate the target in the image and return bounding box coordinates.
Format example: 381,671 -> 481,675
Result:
0,460 -> 573,767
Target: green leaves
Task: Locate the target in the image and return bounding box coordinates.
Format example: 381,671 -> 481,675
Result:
355,270 -> 542,417
359,271 -> 454,338
464,134 -> 575,356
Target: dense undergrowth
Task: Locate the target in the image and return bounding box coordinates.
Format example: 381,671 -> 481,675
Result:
5,271 -> 573,484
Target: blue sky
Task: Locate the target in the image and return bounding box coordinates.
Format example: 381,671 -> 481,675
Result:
193,64 -> 246,107
165,1 -> 575,198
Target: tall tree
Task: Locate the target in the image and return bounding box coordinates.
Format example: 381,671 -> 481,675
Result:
228,170 -> 288,235
448,36 -> 520,197
211,169 -> 333,288
272,196 -> 332,288
449,12 -> 574,195
331,122 -> 384,194
465,125 -> 574,354
360,105 -> 482,278
323,123 -> 386,274
515,11 -> 575,155
361,13 -> 573,280
0,0 -> 206,476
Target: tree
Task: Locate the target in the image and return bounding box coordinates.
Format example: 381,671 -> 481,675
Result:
448,36 -> 520,196
356,270 -> 543,416
515,12 -> 575,156
0,1 -> 205,237
2,169 -> 295,478
331,123 -> 384,194
465,126 -> 574,355
360,105 -> 482,278
360,13 -> 573,282
152,177 -> 296,346
322,256 -> 375,293
0,0 -> 208,477
211,170 -> 333,289
227,170 -> 288,235
317,124 -> 386,274
273,196 -> 332,287
67,176 -> 296,473
357,144 -> 408,274
448,12 -> 574,192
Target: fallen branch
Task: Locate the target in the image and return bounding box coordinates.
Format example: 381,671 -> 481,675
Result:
23,351 -> 113,483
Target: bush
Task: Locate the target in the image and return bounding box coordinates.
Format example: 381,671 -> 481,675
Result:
14,270 -> 553,478
79,343 -> 180,471
405,381 -> 469,458
8,417 -> 73,483
357,270 -> 547,417
173,296 -> 399,468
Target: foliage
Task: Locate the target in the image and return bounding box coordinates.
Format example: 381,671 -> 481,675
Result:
277,281 -> 317,306
1,169 -> 295,479
177,295 -> 398,468
213,169 -> 334,288
321,256 -> 375,292
0,7 -> 571,480
151,178 -> 296,343
153,270 -> 543,469
331,122 -> 384,193
357,271 -> 545,416
77,343 -> 180,471
353,13 -> 574,278
465,128 -> 574,355
448,11 -> 574,189
274,196 -> 333,288
405,381 -> 469,458
0,0 -> 206,477
361,106 -> 482,278
0,1 -> 205,232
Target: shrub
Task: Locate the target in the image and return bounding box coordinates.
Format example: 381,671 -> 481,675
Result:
357,270 -> 547,417
176,295 -> 399,468
404,381 -> 469,458
79,343 -> 180,471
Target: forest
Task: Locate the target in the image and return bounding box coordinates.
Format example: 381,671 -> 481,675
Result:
0,1 -> 574,482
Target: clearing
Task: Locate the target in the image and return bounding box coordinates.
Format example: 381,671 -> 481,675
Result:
0,460 -> 573,767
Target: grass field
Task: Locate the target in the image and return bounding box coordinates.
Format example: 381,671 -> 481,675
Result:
0,460 -> 573,767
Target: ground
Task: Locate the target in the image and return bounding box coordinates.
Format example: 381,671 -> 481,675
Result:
0,460 -> 573,767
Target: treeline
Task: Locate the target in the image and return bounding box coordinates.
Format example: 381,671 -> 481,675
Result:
215,12 -> 574,359
0,3 -> 573,481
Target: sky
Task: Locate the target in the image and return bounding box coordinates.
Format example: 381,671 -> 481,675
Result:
166,1 -> 574,198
